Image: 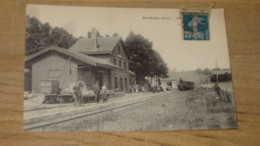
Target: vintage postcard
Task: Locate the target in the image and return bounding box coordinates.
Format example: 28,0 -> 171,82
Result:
24,4 -> 237,132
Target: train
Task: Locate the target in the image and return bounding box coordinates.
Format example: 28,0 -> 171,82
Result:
178,79 -> 195,91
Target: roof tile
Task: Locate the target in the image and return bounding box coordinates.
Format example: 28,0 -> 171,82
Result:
25,46 -> 117,69
69,36 -> 121,54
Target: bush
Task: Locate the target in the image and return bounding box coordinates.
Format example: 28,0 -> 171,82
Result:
210,73 -> 232,82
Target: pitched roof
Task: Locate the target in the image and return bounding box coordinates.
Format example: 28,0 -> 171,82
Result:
69,36 -> 121,54
25,46 -> 118,69
160,78 -> 177,81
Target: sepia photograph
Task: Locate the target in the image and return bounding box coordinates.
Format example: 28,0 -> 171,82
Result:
24,4 -> 237,132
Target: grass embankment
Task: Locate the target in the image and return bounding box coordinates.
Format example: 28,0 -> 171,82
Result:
203,89 -> 237,129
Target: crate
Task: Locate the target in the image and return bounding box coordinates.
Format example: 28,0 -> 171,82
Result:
40,80 -> 59,94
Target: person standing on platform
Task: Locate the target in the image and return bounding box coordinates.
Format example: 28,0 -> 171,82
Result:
214,83 -> 221,99
101,83 -> 108,102
73,81 -> 83,106
94,81 -> 101,103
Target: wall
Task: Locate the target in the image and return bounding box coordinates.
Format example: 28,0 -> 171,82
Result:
111,69 -> 130,92
31,51 -> 78,93
112,42 -> 129,71
110,41 -> 131,92
24,68 -> 32,91
86,40 -> 131,92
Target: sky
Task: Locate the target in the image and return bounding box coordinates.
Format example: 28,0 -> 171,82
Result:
26,4 -> 231,72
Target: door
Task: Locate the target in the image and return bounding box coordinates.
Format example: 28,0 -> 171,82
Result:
120,78 -> 123,91
125,78 -> 128,92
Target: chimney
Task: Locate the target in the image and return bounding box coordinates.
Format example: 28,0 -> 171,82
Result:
91,28 -> 98,49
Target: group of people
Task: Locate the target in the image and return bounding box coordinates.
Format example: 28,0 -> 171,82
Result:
73,81 -> 107,106
129,84 -> 167,94
129,85 -> 148,93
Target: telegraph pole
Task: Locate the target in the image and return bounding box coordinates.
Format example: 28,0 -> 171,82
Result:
216,59 -> 219,83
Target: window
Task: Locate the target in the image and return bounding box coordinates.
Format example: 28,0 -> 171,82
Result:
114,58 -> 117,65
120,78 -> 123,91
124,62 -> 126,72
125,78 -> 127,92
115,77 -> 118,89
119,60 -> 122,67
40,80 -> 59,94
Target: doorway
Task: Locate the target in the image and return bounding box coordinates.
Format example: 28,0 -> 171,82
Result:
125,78 -> 128,92
96,72 -> 103,89
120,78 -> 123,91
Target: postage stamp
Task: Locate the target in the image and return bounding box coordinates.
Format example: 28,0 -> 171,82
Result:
181,9 -> 210,40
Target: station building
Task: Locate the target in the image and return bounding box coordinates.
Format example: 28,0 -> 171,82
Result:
24,28 -> 134,94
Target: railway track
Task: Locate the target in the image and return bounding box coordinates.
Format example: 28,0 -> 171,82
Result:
24,104 -> 71,112
24,92 -> 152,112
24,91 -> 175,131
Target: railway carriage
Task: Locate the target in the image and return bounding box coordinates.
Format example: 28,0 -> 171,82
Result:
178,79 -> 195,91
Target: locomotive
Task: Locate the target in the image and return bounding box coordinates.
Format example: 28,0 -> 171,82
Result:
178,78 -> 195,91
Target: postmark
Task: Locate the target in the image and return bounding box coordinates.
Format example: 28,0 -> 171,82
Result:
180,9 -> 210,40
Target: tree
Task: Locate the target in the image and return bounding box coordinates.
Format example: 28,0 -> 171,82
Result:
203,68 -> 211,75
26,16 -> 44,55
49,27 -> 77,49
125,32 -> 154,83
196,68 -> 202,73
26,15 -> 77,56
113,33 -> 119,36
124,31 -> 168,84
150,50 -> 169,78
210,73 -> 232,82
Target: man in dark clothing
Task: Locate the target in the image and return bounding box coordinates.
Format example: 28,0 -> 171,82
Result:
94,81 -> 101,103
73,81 -> 83,106
215,83 -> 221,97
